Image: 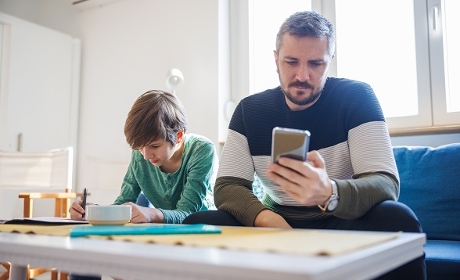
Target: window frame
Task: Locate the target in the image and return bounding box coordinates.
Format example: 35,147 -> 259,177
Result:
428,0 -> 460,126
229,0 -> 460,136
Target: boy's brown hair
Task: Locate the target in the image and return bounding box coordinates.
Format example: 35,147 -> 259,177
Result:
124,90 -> 188,150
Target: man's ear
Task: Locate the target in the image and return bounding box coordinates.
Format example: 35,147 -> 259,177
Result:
274,50 -> 279,73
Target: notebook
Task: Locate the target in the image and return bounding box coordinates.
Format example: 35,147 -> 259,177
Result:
69,223 -> 221,237
3,217 -> 88,225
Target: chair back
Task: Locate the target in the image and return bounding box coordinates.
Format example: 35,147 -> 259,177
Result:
0,147 -> 73,220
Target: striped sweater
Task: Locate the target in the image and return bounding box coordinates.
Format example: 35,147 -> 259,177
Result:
215,77 -> 399,226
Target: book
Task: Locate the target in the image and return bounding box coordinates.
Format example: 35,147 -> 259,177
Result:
69,224 -> 222,237
3,217 -> 88,225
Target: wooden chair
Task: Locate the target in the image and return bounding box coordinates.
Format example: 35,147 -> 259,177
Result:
0,147 -> 76,280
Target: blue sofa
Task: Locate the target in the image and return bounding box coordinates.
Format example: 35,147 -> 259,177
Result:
393,143 -> 460,279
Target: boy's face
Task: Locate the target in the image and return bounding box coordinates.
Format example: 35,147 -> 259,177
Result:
140,139 -> 176,166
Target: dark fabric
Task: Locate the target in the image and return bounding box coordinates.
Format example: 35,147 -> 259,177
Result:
425,240 -> 460,279
183,208 -> 243,226
394,143 -> 460,241
135,191 -> 152,207
70,275 -> 101,280
184,201 -> 426,280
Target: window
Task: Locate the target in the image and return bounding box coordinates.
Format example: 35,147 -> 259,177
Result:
440,0 -> 460,113
334,0 -> 460,131
230,0 -> 460,134
335,1 -> 419,119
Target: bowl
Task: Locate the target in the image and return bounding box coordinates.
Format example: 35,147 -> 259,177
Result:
85,205 -> 132,225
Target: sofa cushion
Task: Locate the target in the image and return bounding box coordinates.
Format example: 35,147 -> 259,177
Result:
425,240 -> 460,279
393,143 -> 460,241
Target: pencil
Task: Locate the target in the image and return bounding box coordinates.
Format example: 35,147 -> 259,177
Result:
82,188 -> 87,218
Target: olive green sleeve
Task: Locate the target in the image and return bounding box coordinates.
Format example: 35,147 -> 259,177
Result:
214,176 -> 269,226
333,172 -> 399,219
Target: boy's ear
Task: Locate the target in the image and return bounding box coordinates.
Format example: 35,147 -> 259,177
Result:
176,130 -> 184,143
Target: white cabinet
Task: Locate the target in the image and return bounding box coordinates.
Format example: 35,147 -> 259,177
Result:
0,12 -> 80,153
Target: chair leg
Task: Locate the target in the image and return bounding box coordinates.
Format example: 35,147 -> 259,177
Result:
2,254 -> 69,280
29,267 -> 63,280
23,198 -> 34,218
50,270 -> 58,280
59,271 -> 69,280
0,262 -> 10,280
55,198 -> 70,218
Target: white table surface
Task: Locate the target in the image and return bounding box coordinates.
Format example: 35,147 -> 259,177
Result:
0,229 -> 425,280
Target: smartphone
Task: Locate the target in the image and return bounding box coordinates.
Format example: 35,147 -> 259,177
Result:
271,127 -> 311,163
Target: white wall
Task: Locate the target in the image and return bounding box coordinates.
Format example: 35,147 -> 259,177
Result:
0,0 -> 229,205
77,0 -> 225,204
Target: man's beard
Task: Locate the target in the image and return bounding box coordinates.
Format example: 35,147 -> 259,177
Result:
282,80 -> 322,106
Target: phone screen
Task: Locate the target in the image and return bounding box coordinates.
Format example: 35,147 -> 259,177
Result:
271,127 -> 310,163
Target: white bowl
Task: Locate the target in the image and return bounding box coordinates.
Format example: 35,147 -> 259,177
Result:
86,205 -> 132,225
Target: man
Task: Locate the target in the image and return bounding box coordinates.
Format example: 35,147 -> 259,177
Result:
184,11 -> 425,279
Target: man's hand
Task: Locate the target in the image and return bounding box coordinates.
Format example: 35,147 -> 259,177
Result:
266,150 -> 332,207
124,202 -> 164,223
254,209 -> 292,228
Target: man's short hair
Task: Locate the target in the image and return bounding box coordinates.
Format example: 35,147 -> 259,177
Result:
276,11 -> 336,56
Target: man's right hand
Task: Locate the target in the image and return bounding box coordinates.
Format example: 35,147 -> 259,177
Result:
254,209 -> 292,228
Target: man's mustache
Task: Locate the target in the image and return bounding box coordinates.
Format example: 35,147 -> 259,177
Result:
288,81 -> 314,89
